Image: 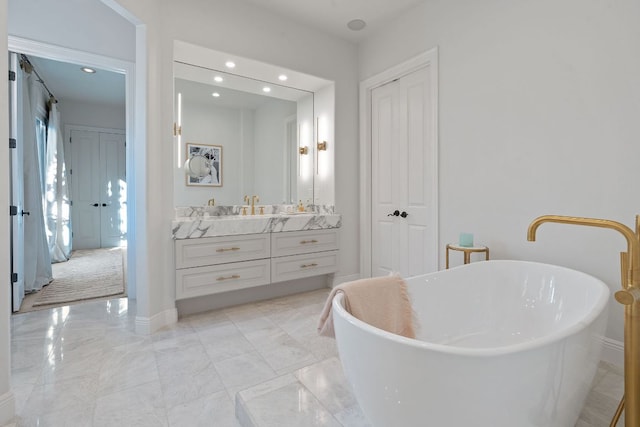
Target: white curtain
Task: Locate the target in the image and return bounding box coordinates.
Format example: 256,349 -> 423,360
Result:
22,69 -> 52,292
45,103 -> 72,262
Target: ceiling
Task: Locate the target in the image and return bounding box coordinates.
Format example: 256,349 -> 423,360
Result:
18,0 -> 425,108
25,55 -> 125,107
237,0 -> 426,42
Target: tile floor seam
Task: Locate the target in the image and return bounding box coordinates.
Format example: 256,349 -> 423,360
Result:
199,334 -> 236,406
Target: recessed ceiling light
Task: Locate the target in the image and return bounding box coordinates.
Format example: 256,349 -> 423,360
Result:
278,74 -> 288,81
81,67 -> 96,74
262,86 -> 271,93
347,19 -> 367,31
212,92 -> 220,97
225,61 -> 236,69
214,76 -> 223,82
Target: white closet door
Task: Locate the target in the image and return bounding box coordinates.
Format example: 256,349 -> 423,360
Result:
71,129 -> 101,249
372,80 -> 400,277
71,129 -> 125,249
371,65 -> 436,277
99,132 -> 126,247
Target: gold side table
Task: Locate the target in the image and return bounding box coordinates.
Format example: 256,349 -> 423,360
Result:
446,243 -> 489,269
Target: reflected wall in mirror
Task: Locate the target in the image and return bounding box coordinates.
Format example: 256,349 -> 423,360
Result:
174,62 -> 314,206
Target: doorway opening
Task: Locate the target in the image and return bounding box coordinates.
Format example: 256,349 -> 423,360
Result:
8,37 -> 135,313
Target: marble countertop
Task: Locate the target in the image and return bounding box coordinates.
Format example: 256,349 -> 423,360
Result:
172,213 -> 342,239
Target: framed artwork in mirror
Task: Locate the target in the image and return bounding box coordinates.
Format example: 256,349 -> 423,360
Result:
185,142 -> 222,187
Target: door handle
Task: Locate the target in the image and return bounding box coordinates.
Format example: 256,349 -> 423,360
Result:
92,203 -> 99,207
387,210 -> 400,217
400,211 -> 408,218
20,210 -> 30,216
102,203 -> 108,207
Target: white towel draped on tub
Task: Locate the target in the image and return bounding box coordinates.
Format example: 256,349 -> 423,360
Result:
317,275 -> 417,339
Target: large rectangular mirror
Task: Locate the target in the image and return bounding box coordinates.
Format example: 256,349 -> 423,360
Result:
173,61 -> 315,207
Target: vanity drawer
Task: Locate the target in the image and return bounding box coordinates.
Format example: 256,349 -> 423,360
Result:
271,250 -> 338,283
271,229 -> 339,257
175,259 -> 271,300
175,234 -> 270,269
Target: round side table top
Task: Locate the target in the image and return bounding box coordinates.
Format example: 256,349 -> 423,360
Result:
447,243 -> 488,251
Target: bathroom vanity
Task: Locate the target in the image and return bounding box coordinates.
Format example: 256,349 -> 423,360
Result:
172,208 -> 341,300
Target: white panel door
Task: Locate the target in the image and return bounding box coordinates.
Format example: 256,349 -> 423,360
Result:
371,65 -> 436,277
71,129 -> 125,249
71,130 -> 101,249
9,52 -> 25,312
99,132 -> 126,247
372,82 -> 399,276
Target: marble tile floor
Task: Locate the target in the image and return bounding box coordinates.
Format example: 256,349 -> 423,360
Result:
4,289 -> 625,427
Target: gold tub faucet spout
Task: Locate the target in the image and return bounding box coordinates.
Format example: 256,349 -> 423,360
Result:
527,215 -> 640,287
527,214 -> 640,427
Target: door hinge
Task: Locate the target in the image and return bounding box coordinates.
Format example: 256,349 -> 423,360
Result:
9,205 -> 17,216
69,169 -> 72,175
9,138 -> 16,149
8,70 -> 15,81
70,200 -> 73,206
11,273 -> 17,283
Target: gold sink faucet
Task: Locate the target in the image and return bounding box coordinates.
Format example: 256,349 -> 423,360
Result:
244,195 -> 259,215
527,214 -> 640,427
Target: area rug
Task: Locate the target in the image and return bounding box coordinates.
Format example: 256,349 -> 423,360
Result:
33,247 -> 125,307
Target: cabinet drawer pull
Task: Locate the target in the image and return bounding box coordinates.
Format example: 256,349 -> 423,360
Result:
216,247 -> 240,253
216,274 -> 240,281
300,239 -> 319,244
301,263 -> 318,269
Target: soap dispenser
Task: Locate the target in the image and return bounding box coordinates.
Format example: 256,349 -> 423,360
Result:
297,200 -> 305,212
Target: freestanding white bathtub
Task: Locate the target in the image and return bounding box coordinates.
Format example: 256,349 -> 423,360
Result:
332,260 -> 609,427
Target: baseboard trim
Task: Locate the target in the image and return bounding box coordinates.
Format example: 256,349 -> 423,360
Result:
331,274 -> 361,288
601,337 -> 623,368
0,390 -> 15,425
135,307 -> 178,335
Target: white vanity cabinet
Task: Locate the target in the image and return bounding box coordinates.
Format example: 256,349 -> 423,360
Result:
174,229 -> 339,300
175,234 -> 271,300
271,229 -> 339,283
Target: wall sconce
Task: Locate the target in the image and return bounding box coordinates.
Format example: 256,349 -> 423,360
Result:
317,141 -> 327,151
299,146 -> 309,155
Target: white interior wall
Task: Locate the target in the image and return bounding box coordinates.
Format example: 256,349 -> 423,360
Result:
59,99 -> 126,131
8,0 -> 135,62
359,0 -> 640,348
253,99 -> 296,204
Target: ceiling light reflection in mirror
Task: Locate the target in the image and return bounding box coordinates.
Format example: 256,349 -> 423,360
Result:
174,61 -> 315,206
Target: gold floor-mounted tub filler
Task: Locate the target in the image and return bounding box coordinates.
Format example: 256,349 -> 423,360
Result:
528,215 -> 640,427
